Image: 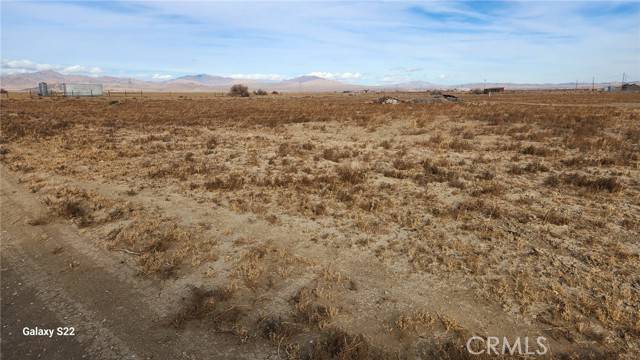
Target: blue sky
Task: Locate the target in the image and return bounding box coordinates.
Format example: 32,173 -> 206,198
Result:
1,1 -> 638,84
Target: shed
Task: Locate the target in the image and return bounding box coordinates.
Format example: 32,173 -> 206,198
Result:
63,83 -> 103,96
38,82 -> 49,96
483,87 -> 504,94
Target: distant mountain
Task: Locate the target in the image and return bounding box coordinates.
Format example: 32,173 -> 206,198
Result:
276,75 -> 368,92
282,75 -> 324,83
0,70 -> 151,91
168,74 -> 234,87
0,71 -> 369,92
0,70 -> 633,92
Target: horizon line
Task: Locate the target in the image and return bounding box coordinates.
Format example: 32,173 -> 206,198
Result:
1,69 -> 636,88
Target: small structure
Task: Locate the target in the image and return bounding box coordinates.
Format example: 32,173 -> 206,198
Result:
63,83 -> 103,97
38,82 -> 49,96
622,83 -> 640,93
605,83 -> 640,93
483,87 -> 504,94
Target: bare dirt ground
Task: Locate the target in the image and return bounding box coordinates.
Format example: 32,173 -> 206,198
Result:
1,91 -> 639,359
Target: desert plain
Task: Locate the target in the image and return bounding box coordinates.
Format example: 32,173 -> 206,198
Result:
1,91 -> 639,359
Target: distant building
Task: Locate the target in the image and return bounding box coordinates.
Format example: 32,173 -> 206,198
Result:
605,83 -> 640,93
63,83 -> 103,96
38,82 -> 49,96
483,87 -> 504,94
622,83 -> 640,93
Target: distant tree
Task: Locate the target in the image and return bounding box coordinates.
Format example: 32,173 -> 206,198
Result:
228,84 -> 250,97
253,89 -> 268,96
271,91 -> 279,95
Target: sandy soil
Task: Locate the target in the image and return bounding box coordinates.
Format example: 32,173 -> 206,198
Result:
1,91 -> 639,358
1,167 -> 277,359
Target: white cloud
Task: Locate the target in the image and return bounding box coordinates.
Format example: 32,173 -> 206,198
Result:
307,71 -> 362,80
1,58 -> 102,76
439,74 -> 447,79
229,73 -> 284,81
1,59 -> 55,74
61,65 -> 102,75
390,67 -> 422,73
152,73 -> 173,80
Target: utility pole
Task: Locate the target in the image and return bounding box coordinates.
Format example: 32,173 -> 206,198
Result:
622,72 -> 626,85
592,76 -> 595,92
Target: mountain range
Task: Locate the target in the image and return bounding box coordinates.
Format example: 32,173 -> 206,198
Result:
0,70 -> 631,92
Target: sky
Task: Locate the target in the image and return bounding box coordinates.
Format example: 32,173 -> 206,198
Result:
1,0 -> 639,85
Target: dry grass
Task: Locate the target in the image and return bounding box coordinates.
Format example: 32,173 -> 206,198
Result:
2,91 -> 639,358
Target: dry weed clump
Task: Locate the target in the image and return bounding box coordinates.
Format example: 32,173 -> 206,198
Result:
42,186 -> 125,227
170,286 -> 238,329
520,144 -> 552,157
322,147 -> 352,162
394,311 -> 436,334
300,328 -> 383,360
336,164 -> 367,184
234,245 -> 268,288
292,287 -> 339,327
204,174 -> 245,191
508,161 -> 549,174
233,244 -> 309,290
451,198 -> 501,219
392,158 -> 414,170
415,159 -> 457,184
544,173 -> 623,193
108,217 -> 210,277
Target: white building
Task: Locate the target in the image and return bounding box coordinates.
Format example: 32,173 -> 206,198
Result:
63,83 -> 103,96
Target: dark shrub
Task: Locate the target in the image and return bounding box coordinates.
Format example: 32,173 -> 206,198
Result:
228,84 -> 250,97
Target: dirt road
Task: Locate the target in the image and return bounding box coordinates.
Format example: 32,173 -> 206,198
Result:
0,167 -> 277,359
